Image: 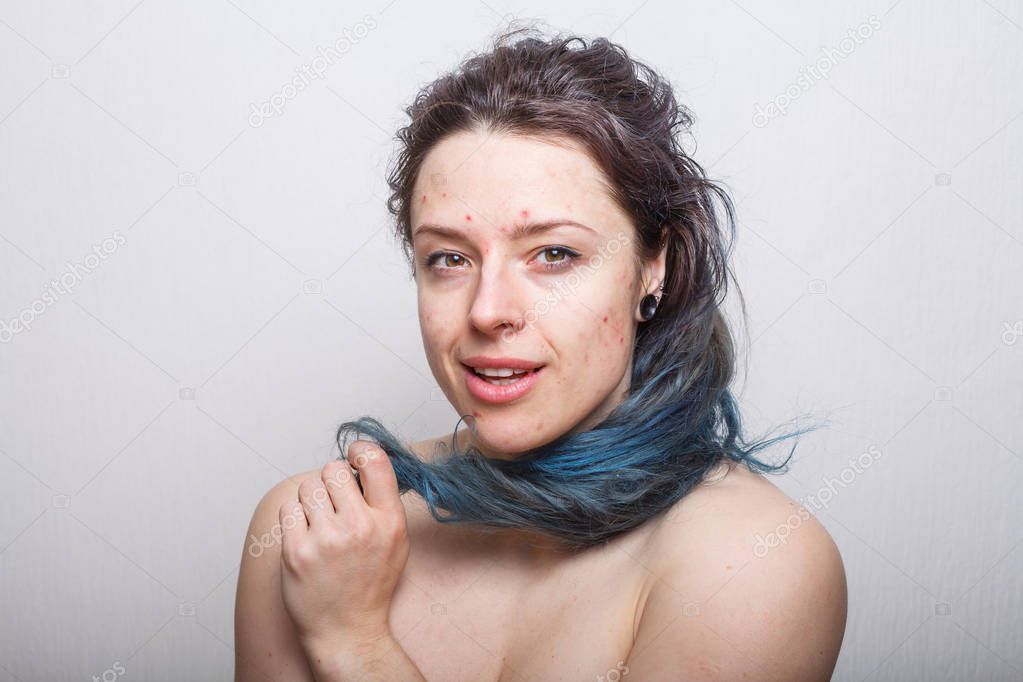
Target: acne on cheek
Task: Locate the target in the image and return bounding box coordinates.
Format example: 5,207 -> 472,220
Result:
601,310 -> 626,344
604,308 -> 625,334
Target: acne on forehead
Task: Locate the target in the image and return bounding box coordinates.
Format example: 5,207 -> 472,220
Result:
410,134 -> 633,243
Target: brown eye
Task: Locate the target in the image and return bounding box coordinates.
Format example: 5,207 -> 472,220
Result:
536,246 -> 580,271
425,251 -> 468,270
541,248 -> 567,263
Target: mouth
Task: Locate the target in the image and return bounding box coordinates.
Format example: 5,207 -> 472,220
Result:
460,362 -> 545,404
464,364 -> 542,384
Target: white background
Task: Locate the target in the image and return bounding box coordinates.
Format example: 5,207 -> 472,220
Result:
1,0 -> 1021,680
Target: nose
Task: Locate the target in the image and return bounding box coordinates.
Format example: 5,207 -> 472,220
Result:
466,260 -> 525,337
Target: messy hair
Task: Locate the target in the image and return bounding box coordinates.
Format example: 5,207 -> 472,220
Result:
335,24 -> 821,550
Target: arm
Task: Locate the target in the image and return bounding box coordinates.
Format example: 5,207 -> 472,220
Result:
235,469 -> 429,681
303,632 -> 428,681
234,472 -> 318,682
625,494 -> 848,680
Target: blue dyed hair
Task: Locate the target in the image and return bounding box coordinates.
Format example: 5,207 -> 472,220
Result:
335,24 -> 824,550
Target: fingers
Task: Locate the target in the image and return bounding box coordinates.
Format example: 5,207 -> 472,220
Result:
347,441 -> 403,513
321,458 -> 363,517
278,499 -> 307,554
297,476 -> 335,524
295,441 -> 402,532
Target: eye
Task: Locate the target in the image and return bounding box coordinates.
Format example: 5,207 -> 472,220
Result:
422,246 -> 581,274
424,251 -> 468,270
535,246 -> 580,271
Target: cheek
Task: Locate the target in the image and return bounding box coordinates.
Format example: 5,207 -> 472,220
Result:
600,311 -> 627,344
564,279 -> 633,362
418,301 -> 451,347
602,313 -> 627,350
556,307 -> 630,381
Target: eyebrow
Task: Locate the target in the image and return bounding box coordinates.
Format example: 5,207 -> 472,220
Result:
412,219 -> 598,241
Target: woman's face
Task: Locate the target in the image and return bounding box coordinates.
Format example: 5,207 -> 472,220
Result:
410,130 -> 665,460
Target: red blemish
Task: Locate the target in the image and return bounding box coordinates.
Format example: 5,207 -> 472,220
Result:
602,315 -> 608,323
520,209 -> 529,218
441,192 -> 447,198
465,214 -> 472,221
619,336 -> 624,343
472,410 -> 480,417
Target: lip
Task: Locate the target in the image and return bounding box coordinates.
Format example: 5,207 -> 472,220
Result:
461,356 -> 546,371
461,362 -> 545,404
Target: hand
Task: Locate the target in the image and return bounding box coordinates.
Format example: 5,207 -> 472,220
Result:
278,441 -> 411,654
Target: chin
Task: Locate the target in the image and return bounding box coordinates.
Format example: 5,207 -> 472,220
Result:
460,414 -> 558,459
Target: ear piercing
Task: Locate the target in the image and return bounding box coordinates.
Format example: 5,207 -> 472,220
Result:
639,283 -> 664,322
639,293 -> 659,321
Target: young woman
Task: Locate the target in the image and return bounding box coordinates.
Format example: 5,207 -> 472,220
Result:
235,26 -> 847,681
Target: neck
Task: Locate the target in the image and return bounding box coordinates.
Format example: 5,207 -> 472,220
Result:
408,432 -> 579,561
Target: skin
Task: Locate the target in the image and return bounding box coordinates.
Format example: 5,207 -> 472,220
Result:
401,128 -> 667,560
234,130 -> 848,681
412,129 -> 666,461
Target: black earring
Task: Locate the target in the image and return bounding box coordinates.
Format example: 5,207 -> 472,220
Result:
639,293 -> 659,321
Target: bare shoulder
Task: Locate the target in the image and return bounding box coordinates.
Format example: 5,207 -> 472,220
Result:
629,461 -> 848,681
234,443 -> 439,682
234,467 -> 325,682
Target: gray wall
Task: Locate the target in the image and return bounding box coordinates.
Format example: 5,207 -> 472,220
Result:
1,1 -> 1020,680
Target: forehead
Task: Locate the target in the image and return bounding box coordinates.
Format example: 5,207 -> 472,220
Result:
409,130 -> 627,238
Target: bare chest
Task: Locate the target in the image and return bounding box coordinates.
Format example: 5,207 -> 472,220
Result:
387,523 -> 652,681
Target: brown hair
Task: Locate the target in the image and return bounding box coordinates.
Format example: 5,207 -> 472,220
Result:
336,23 -> 818,548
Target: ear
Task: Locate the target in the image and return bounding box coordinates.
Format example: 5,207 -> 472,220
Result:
634,228 -> 668,322
640,228 -> 668,297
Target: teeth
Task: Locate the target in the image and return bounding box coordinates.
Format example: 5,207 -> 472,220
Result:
483,376 -> 521,386
473,367 -> 530,377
